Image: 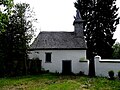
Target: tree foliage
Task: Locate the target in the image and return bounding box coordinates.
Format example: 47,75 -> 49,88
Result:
74,0 -> 119,76
0,0 -> 14,77
0,1 -> 36,77
5,3 -> 35,76
74,0 -> 119,59
112,42 -> 120,59
0,0 -> 13,33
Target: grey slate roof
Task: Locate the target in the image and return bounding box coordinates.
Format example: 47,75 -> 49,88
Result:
30,32 -> 87,50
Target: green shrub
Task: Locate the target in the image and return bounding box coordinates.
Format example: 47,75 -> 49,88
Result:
28,58 -> 41,75
77,71 -> 84,76
108,70 -> 114,80
118,71 -> 120,79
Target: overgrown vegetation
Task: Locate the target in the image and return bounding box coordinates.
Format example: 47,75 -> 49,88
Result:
0,0 -> 36,77
108,70 -> 114,80
112,42 -> 120,58
0,0 -> 14,77
118,71 -> 120,79
27,58 -> 41,75
0,74 -> 120,90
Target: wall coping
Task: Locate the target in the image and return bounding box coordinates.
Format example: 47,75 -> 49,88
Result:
95,55 -> 120,62
99,59 -> 120,63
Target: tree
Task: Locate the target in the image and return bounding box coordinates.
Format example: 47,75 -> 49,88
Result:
5,3 -> 36,76
0,1 -> 36,77
112,42 -> 120,59
0,0 -> 14,77
75,0 -> 119,76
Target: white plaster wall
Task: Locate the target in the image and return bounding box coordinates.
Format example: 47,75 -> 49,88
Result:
79,61 -> 89,75
95,56 -> 120,77
28,50 -> 89,75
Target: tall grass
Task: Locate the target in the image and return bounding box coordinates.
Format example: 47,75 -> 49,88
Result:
0,74 -> 120,90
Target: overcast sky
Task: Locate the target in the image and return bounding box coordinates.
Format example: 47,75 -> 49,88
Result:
14,0 -> 120,43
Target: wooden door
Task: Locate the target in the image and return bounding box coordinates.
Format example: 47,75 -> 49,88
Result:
62,60 -> 72,74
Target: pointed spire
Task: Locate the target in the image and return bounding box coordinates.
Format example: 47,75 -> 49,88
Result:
73,9 -> 84,25
74,9 -> 82,20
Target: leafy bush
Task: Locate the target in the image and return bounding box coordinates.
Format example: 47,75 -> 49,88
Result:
108,70 -> 114,80
78,71 -> 84,76
28,58 -> 41,75
79,57 -> 85,61
112,42 -> 120,59
118,71 -> 120,79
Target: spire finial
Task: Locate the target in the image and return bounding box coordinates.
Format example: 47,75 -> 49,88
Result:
74,9 -> 82,20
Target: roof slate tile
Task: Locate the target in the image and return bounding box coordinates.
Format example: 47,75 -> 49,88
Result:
30,32 -> 87,50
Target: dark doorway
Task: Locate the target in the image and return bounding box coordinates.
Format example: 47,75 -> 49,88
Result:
62,60 -> 72,74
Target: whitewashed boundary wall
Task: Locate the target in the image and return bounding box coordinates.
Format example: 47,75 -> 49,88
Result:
79,60 -> 89,75
95,56 -> 120,77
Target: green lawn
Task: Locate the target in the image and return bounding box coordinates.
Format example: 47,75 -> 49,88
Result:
0,74 -> 120,90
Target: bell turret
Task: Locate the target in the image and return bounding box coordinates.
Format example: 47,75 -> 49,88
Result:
73,9 -> 85,37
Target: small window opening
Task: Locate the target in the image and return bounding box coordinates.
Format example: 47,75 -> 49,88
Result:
45,53 -> 52,62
